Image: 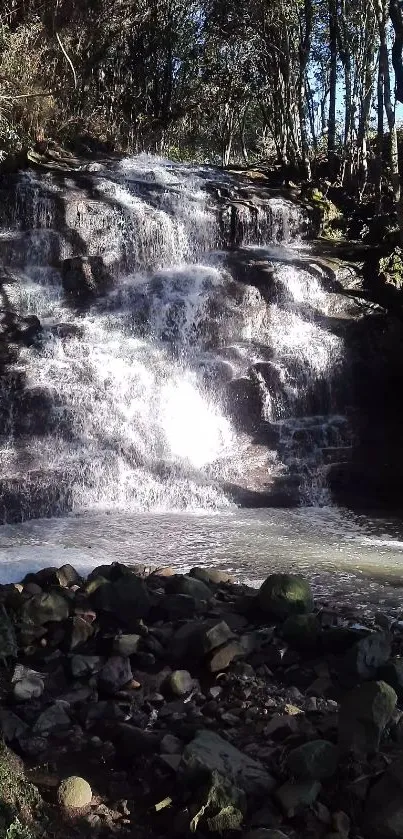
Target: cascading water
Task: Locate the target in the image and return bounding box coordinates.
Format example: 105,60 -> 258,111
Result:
0,155 -> 352,521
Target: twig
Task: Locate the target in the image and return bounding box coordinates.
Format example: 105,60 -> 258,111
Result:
56,31 -> 77,88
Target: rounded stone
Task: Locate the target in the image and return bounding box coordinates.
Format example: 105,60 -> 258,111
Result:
258,574 -> 314,620
58,776 -> 92,809
13,676 -> 44,702
168,669 -> 194,696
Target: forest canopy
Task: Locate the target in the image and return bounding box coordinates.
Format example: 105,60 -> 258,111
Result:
1,0 -> 403,192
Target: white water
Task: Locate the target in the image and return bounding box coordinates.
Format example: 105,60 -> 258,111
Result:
0,155 -> 349,514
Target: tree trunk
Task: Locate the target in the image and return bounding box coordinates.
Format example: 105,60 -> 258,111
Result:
375,48 -> 384,204
328,0 -> 338,174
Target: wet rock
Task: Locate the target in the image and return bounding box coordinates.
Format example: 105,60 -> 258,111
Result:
366,756 -> 403,838
338,680 -> 397,755
189,568 -> 233,585
98,656 -> 132,694
226,376 -> 262,432
58,776 -> 92,809
21,591 -> 69,625
182,729 -> 275,796
113,634 -> 141,656
166,574 -> 213,602
286,740 -> 339,780
282,614 -> 321,651
33,701 -> 71,734
168,670 -> 194,697
275,779 -> 321,816
343,631 -> 391,679
258,574 -> 314,620
61,255 -> 110,301
190,769 -> 245,832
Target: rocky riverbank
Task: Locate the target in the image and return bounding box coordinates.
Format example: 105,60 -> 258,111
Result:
1,562 -> 403,839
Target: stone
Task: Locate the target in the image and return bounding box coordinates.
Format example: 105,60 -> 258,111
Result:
0,604 -> 17,659
199,621 -> 234,654
69,616 -> 94,650
365,756 -> 403,838
344,632 -> 391,679
379,658 -> 403,698
243,833 -> 288,839
264,714 -> 299,741
58,776 -> 92,809
21,591 -> 69,625
258,574 -> 314,620
286,740 -> 338,780
112,723 -> 160,757
166,574 -> 213,602
33,701 -> 71,734
13,675 -> 44,702
182,729 -> 275,796
282,614 -> 321,651
71,654 -> 104,678
0,709 -> 28,742
163,594 -> 199,620
190,769 -> 245,832
57,564 -> 83,587
332,811 -> 350,837
208,641 -> 245,673
168,670 -> 194,697
160,733 -> 183,755
89,574 -> 151,625
113,634 -> 141,656
338,680 -> 397,755
189,568 -> 233,585
275,780 -> 321,816
98,656 -> 133,693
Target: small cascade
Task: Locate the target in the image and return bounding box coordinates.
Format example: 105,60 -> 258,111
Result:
0,155 -> 354,522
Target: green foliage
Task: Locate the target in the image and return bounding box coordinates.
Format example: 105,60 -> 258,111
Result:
378,247 -> 403,288
5,818 -> 35,839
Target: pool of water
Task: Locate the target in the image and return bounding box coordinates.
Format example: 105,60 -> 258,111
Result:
1,506 -> 403,615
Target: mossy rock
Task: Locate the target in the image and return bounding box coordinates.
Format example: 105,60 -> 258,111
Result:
305,187 -> 344,238
57,776 -> 92,810
281,613 -> 321,651
0,741 -> 42,835
378,247 -> 403,289
258,574 -> 314,620
190,770 -> 245,832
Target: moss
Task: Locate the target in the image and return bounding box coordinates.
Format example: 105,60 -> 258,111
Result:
0,742 -> 42,836
190,770 -> 245,833
305,186 -> 345,238
57,777 -> 92,810
378,247 -> 403,289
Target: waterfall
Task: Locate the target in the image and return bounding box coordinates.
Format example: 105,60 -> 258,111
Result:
0,155 -> 351,521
